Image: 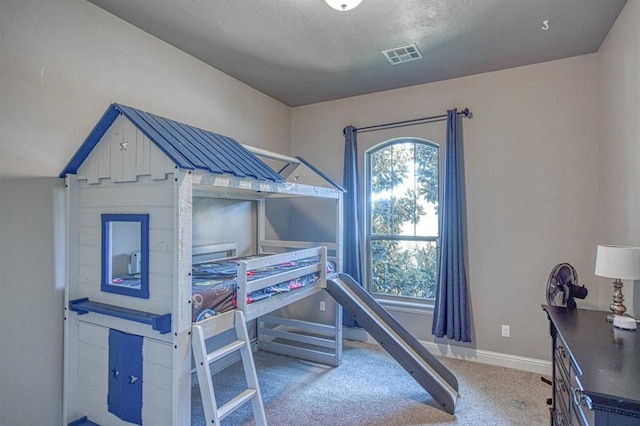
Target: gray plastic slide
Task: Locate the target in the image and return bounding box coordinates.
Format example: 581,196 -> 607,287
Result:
326,273 -> 459,414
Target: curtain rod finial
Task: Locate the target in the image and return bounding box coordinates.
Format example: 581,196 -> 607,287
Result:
343,125 -> 358,136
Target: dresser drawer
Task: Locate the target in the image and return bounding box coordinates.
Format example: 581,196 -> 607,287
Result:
554,364 -> 570,416
554,334 -> 572,380
553,408 -> 569,426
570,374 -> 594,426
554,329 -> 595,425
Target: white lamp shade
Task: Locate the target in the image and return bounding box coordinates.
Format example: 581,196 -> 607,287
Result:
325,0 -> 363,11
595,245 -> 640,280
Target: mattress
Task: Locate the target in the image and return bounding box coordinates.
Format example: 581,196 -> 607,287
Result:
191,254 -> 330,322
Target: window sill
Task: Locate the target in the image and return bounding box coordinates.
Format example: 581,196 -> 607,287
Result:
376,297 -> 434,315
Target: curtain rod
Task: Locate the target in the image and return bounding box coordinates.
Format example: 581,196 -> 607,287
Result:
353,108 -> 471,134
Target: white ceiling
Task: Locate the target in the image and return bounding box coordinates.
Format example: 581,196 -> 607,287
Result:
87,0 -> 628,107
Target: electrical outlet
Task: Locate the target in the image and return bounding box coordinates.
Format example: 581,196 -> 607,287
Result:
320,301 -> 326,312
501,325 -> 511,338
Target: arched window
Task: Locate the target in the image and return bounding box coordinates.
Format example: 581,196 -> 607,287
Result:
365,138 -> 439,301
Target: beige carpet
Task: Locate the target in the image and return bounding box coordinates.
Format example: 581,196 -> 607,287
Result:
192,340 -> 551,425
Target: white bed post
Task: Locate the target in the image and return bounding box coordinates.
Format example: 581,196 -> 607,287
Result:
173,168 -> 193,425
257,198 -> 266,254
336,194 -> 344,273
335,194 -> 344,364
63,175 -> 80,425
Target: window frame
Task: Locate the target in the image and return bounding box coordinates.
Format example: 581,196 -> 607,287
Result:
101,213 -> 150,299
364,137 -> 440,307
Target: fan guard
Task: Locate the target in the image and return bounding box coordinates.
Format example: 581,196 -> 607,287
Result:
546,263 -> 588,309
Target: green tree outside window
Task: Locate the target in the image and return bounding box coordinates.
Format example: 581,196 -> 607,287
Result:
367,139 -> 439,300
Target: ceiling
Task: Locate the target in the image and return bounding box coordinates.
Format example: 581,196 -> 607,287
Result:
87,0 -> 628,107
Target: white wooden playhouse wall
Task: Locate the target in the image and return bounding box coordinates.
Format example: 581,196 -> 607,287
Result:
65,114 -> 192,425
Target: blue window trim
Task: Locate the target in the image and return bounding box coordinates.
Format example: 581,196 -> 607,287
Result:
101,214 -> 150,299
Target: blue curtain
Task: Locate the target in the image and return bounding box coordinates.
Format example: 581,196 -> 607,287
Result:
432,109 -> 471,342
342,125 -> 362,327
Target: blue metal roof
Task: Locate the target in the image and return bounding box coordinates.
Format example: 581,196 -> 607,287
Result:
60,103 -> 284,183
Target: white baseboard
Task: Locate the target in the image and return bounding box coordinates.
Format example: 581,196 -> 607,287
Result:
360,332 -> 551,376
421,340 -> 552,376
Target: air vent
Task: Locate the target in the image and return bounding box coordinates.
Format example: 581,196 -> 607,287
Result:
382,43 -> 423,65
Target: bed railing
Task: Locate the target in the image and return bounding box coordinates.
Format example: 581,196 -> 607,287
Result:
259,239 -> 340,273
250,244 -> 342,366
235,246 -> 326,312
191,243 -> 341,366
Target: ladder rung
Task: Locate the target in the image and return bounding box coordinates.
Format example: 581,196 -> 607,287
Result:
218,389 -> 258,420
206,340 -> 246,364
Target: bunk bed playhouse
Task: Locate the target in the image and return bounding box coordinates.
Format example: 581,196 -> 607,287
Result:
61,103 -> 345,425
61,103 -> 460,426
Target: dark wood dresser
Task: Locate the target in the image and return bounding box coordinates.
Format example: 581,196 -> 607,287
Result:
542,305 -> 640,425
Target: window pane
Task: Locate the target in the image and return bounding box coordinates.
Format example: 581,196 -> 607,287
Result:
370,143 -> 411,235
370,142 -> 438,238
370,239 -> 437,299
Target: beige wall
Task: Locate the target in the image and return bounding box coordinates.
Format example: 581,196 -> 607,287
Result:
0,178 -> 66,425
292,54 -> 600,361
0,0 -> 291,179
0,0 -> 291,424
597,0 -> 640,316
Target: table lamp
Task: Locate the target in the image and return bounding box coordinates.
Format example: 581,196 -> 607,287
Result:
595,245 -> 640,322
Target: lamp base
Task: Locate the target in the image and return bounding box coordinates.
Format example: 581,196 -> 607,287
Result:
607,313 -> 638,322
609,278 -> 627,319
612,315 -> 638,330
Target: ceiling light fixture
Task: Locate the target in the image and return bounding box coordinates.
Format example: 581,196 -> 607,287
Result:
325,0 -> 363,11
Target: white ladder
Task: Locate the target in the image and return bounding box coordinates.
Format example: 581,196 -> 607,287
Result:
192,310 -> 267,426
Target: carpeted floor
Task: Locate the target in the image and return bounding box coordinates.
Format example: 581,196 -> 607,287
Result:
191,340 -> 551,425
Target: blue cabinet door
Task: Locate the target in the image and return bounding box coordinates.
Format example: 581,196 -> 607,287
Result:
108,329 -> 143,425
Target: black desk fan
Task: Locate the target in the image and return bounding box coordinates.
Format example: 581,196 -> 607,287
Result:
546,263 -> 588,309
